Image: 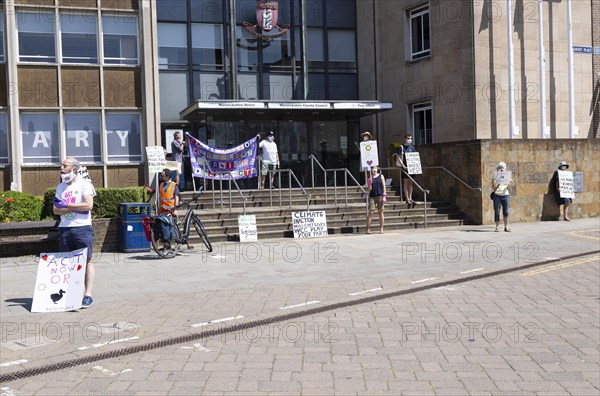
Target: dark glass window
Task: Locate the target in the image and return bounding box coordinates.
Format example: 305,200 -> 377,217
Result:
193,72 -> 228,100
191,0 -> 223,22
236,0 -> 256,24
326,0 -> 356,28
158,23 -> 188,68
328,74 -> 357,100
157,0 -> 188,21
409,5 -> 430,60
192,23 -> 224,67
305,0 -> 323,27
0,12 -> 4,63
263,35 -> 292,68
17,12 -> 56,63
327,30 -> 356,70
307,73 -> 325,100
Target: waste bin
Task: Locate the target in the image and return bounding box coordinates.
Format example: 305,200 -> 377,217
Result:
117,203 -> 151,253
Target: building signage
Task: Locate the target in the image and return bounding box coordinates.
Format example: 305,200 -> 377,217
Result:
243,1 -> 290,39
268,102 -> 331,109
572,46 -> 592,54
196,102 -> 265,109
333,103 -> 393,110
594,47 -> 600,55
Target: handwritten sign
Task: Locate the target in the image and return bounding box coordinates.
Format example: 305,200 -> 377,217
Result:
493,170 -> 512,185
359,141 -> 379,170
238,215 -> 258,242
292,211 -> 328,238
165,160 -> 182,172
31,249 -> 88,312
573,172 -> 583,193
558,171 -> 574,199
145,146 -> 167,174
404,152 -> 422,175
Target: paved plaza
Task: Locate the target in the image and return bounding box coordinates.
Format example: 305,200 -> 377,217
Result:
0,217 -> 599,395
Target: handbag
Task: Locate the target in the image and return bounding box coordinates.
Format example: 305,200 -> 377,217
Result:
489,192 -> 495,200
395,156 -> 403,168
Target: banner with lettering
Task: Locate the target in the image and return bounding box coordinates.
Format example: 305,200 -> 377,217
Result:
31,249 -> 88,312
188,134 -> 258,180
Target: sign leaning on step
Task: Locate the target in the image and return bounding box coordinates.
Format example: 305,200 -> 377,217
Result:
558,171 -> 574,199
31,248 -> 88,313
404,152 -> 423,175
238,215 -> 258,242
292,211 -> 328,238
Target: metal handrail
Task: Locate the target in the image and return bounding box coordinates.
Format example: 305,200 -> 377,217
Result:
192,156 -> 215,210
424,166 -> 482,192
225,173 -> 247,214
380,166 -> 430,229
308,155 -> 366,206
268,168 -> 312,211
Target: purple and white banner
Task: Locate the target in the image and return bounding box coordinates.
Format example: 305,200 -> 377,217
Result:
188,134 -> 258,180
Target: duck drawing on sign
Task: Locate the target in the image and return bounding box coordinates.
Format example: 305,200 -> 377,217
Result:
50,289 -> 65,304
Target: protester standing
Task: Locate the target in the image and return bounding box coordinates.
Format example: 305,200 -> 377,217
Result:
257,131 -> 280,189
366,166 -> 386,234
491,161 -> 511,232
396,134 -> 417,207
53,157 -> 96,308
552,161 -> 572,221
171,131 -> 186,191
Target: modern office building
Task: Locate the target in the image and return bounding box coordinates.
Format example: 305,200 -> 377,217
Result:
0,0 -> 597,195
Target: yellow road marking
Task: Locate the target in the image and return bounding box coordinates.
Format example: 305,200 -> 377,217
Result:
521,255 -> 599,276
564,229 -> 600,241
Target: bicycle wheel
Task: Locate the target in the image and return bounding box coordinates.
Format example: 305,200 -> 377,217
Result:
193,217 -> 213,252
150,223 -> 181,259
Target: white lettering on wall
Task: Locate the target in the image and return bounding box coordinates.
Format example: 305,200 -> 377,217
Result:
32,131 -> 50,148
76,130 -> 90,148
116,130 -> 129,147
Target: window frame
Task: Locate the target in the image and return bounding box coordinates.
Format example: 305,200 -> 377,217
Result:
0,10 -> 5,64
59,12 -> 99,65
17,11 -> 57,64
102,13 -> 140,66
410,101 -> 433,145
105,112 -> 143,163
20,112 -> 60,165
63,112 -> 102,163
408,4 -> 430,61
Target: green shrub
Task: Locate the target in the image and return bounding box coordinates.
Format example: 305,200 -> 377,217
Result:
0,191 -> 44,222
43,186 -> 148,219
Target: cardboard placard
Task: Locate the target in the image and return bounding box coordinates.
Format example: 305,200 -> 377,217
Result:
238,215 -> 258,242
558,171 -> 574,199
146,146 -> 167,174
31,249 -> 88,313
359,141 -> 379,170
405,152 -> 423,175
292,211 -> 328,238
493,170 -> 512,185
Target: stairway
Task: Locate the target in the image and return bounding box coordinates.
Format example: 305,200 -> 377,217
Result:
178,186 -> 467,243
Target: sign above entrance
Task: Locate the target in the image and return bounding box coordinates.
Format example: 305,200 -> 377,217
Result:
333,103 -> 393,110
194,102 -> 266,109
268,102 -> 331,109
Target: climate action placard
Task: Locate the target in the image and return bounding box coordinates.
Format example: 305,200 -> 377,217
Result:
292,211 -> 328,238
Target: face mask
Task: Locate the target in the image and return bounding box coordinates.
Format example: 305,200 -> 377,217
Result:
363,137 -> 369,141
268,136 -> 274,142
559,166 -> 567,170
405,139 -> 413,143
61,171 -> 76,183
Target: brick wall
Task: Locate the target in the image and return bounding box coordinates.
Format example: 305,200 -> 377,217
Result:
418,140 -> 600,225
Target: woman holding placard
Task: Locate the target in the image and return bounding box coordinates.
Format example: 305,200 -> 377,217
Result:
551,161 -> 572,221
491,161 -> 511,232
396,134 -> 417,207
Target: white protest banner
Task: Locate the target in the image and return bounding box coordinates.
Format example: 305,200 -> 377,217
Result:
573,172 -> 584,193
493,170 -> 512,185
31,248 -> 88,313
404,152 -> 423,175
238,215 -> 258,242
558,171 -> 574,199
145,146 -> 167,174
292,211 -> 328,238
359,141 -> 379,170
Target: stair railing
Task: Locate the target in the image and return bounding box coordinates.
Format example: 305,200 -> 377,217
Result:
309,155 -> 367,206
192,156 -> 215,210
220,173 -> 247,214
380,166 -> 431,229
268,168 -> 311,211
423,166 -> 483,193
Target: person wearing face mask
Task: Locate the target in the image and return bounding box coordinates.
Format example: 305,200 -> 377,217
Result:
53,157 -> 96,308
366,166 -> 386,234
551,161 -> 572,221
491,162 -> 511,232
170,131 -> 186,192
396,134 -> 417,207
257,131 -> 280,189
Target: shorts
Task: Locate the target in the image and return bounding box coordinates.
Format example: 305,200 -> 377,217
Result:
261,162 -> 277,176
59,225 -> 94,258
368,196 -> 384,211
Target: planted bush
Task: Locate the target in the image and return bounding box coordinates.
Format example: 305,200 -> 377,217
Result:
0,191 -> 44,222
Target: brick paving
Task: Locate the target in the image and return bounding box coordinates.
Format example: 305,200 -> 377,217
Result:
0,218 -> 599,395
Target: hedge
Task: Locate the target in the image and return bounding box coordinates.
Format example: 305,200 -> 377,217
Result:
0,191 -> 45,222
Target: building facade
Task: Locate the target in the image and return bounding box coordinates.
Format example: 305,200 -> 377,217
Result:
0,0 -> 597,196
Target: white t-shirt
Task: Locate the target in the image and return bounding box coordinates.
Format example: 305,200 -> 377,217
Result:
55,178 -> 96,227
259,140 -> 279,164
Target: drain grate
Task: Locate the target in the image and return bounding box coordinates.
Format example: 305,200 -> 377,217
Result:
1,250 -> 597,383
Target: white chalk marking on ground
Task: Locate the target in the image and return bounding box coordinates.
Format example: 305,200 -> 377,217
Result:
180,343 -> 211,352
348,287 -> 383,296
93,366 -> 132,376
190,315 -> 244,328
280,300 -> 321,310
0,386 -> 19,395
460,268 -> 485,274
77,336 -> 140,351
410,277 -> 438,284
0,359 -> 28,368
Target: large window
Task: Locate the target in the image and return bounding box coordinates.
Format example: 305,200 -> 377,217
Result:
193,72 -> 226,100
191,23 -> 223,67
20,113 -> 60,164
409,5 -> 430,60
0,11 -> 4,63
191,0 -> 223,23
0,112 -> 8,164
157,0 -> 188,21
106,113 -> 142,162
327,30 -> 356,70
64,113 -> 101,162
17,12 -> 56,63
306,29 -> 324,70
60,13 -> 98,64
158,23 -> 188,68
412,102 -> 433,144
103,14 -> 139,65
159,73 -> 189,121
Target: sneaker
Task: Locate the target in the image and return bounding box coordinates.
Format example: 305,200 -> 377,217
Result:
82,295 -> 94,308
164,241 -> 172,250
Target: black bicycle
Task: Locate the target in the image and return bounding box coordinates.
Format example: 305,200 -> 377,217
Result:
149,193 -> 213,258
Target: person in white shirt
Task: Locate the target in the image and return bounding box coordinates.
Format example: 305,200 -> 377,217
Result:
53,157 -> 96,308
257,131 -> 280,189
